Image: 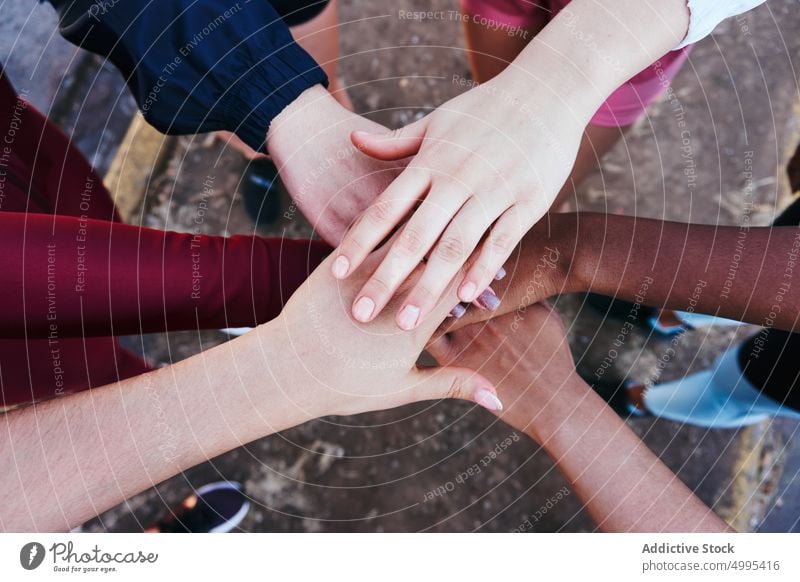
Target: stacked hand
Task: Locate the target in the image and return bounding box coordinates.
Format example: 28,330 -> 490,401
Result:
428,303 -> 581,442
329,71 -> 587,331
267,85 -> 406,246
263,233 -> 505,420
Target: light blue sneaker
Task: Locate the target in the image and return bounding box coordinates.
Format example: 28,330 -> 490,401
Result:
644,347 -> 800,428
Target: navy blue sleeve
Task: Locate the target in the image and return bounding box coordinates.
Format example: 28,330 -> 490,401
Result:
45,0 -> 328,151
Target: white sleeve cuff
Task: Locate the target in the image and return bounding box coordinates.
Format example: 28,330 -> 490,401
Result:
675,0 -> 767,49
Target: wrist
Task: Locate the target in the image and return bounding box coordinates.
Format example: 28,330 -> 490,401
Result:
492,62 -> 597,129
558,213 -> 594,295
503,0 -> 689,120
518,213 -> 583,297
524,372 -> 593,445
549,213 -> 583,295
243,319 -> 322,430
265,84 -> 338,156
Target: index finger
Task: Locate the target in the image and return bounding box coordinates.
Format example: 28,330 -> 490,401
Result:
331,168 -> 430,280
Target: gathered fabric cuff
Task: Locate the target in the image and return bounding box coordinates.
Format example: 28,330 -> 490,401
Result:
675,0 -> 766,49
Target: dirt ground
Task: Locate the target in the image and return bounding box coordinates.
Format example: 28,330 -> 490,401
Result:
4,0 -> 800,532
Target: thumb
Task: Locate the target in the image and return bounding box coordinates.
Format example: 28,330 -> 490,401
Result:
351,117 -> 429,161
411,366 -> 503,413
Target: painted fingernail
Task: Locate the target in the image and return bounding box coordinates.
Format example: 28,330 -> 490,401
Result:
459,281 -> 478,302
397,304 -> 421,330
474,387 -> 503,412
353,296 -> 375,322
494,267 -> 507,281
475,287 -> 501,311
332,255 -> 350,279
450,303 -> 467,318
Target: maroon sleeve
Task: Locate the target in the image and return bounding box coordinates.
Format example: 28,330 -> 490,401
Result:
0,212 -> 330,338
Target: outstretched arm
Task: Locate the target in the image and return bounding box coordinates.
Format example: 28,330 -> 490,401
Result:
0,212 -> 330,338
45,0 -> 403,245
1,244 -> 500,532
453,212 -> 800,333
522,372 -> 730,532
429,306 -> 731,532
569,213 -> 800,331
1,331 -> 297,532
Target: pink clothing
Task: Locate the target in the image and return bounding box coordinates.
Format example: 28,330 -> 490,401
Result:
460,0 -> 692,126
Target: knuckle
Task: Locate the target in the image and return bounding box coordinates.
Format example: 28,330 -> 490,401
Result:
367,199 -> 394,223
435,234 -> 467,264
446,373 -> 466,401
468,263 -> 490,285
396,225 -> 427,257
409,283 -> 435,304
489,231 -> 516,254
365,275 -> 392,297
516,199 -> 543,219
343,232 -> 366,255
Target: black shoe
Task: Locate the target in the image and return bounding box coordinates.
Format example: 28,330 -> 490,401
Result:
582,293 -> 691,337
147,481 -> 250,533
241,158 -> 285,227
582,292 -> 657,324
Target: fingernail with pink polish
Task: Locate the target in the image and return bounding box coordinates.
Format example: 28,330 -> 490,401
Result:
332,255 -> 350,279
353,296 -> 375,322
475,287 -> 501,311
494,267 -> 507,281
474,387 -> 503,411
450,303 -> 467,319
459,281 -> 478,302
397,305 -> 421,330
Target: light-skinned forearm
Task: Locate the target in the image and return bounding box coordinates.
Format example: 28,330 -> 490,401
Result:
527,373 -> 731,532
504,0 -> 690,119
0,323 -> 309,532
566,213 -> 800,331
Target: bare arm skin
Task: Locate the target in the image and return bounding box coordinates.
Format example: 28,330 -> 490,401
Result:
452,212 -> 800,332
0,247 -> 501,532
508,0 -> 691,104
1,335 -> 296,532
430,306 -> 731,532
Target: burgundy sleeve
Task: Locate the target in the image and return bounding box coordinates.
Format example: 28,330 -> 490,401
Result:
0,212 -> 330,338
